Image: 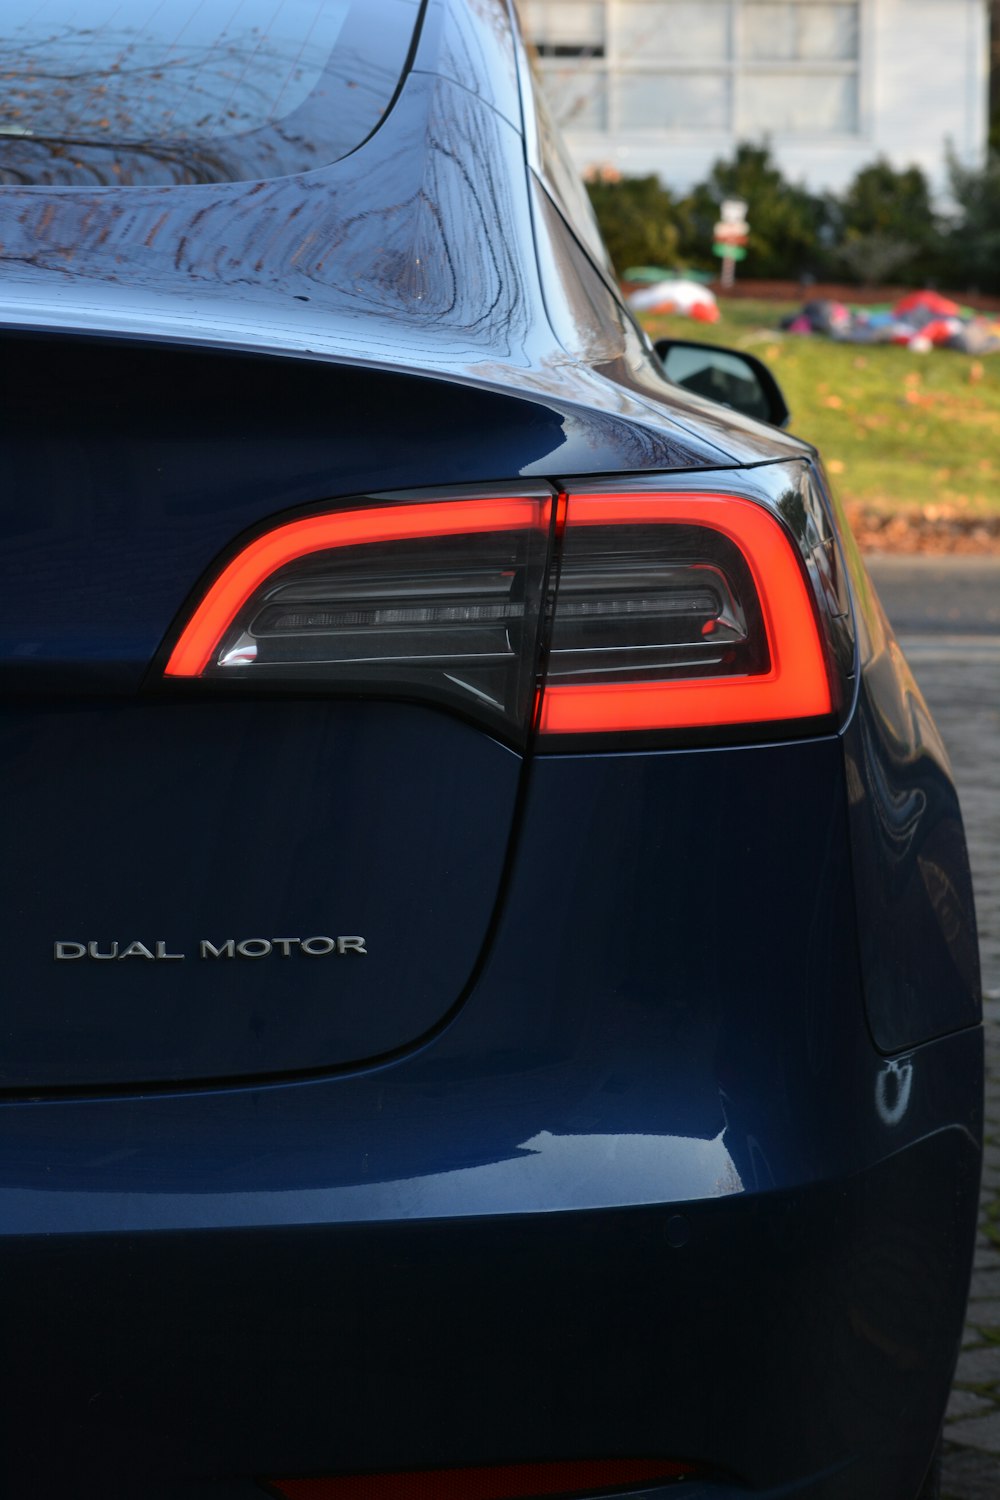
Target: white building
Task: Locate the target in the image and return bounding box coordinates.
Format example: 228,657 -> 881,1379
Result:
520,0 -> 989,196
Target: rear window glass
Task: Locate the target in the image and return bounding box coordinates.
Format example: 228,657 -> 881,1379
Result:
0,0 -> 423,187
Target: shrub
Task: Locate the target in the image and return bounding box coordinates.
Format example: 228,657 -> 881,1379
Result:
584,171 -> 682,276
679,141 -> 827,280
833,157 -> 943,284
836,233 -> 918,286
943,148 -> 1000,293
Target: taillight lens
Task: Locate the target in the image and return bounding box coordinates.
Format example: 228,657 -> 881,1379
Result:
538,493 -> 833,737
265,1459 -> 701,1500
165,498 -> 553,740
164,487 -> 840,746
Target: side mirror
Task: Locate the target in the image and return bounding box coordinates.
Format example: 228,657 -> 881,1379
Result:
653,338 -> 791,429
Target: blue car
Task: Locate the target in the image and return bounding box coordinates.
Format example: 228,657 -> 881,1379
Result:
0,2 -> 981,1498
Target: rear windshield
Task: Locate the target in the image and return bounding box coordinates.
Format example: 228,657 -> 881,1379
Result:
0,0 -> 423,187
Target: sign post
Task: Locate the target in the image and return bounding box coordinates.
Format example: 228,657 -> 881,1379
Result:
713,198 -> 749,290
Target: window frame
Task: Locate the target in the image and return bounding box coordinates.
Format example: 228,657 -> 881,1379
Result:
522,0 -> 868,143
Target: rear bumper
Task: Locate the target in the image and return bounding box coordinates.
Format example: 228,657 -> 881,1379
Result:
1,1027 -> 982,1500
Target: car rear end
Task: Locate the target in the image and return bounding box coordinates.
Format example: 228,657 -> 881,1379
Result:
0,1 -> 982,1497
0,338 -> 981,1496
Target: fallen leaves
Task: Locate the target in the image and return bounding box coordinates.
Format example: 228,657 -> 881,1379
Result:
847,503 -> 1000,554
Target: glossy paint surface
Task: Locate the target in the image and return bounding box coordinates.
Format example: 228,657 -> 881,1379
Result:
0,0 -> 806,472
0,0 -> 983,1495
4,1129 -> 978,1500
6,734 -> 867,1201
825,466 -> 982,1050
0,702 -> 523,1088
419,0 -> 523,129
0,337 -> 721,694
0,737 -> 982,1497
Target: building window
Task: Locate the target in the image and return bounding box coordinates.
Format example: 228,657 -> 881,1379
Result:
521,0 -> 861,137
616,1 -> 731,63
528,1 -> 606,55
741,71 -> 857,132
743,2 -> 859,62
614,72 -> 731,131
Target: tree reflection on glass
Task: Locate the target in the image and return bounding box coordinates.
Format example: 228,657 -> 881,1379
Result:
0,0 -> 418,186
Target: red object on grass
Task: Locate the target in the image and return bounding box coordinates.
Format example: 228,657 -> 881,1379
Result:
894,290 -> 961,319
919,318 -> 959,346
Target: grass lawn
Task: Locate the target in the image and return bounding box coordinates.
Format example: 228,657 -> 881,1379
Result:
640,299 -> 1000,519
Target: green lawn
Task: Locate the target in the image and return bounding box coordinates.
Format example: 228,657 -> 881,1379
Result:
640,299 -> 1000,517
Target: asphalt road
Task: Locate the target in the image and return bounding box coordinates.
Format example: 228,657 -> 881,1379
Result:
868,556 -> 1000,1499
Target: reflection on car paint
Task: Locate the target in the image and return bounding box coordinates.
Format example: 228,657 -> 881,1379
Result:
875,1058 -> 914,1128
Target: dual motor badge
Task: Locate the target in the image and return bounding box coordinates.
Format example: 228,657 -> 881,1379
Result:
54,936 -> 368,961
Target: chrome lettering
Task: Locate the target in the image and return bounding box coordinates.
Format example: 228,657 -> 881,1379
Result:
201,939 -> 235,959
119,940 -> 155,960
237,938 -> 272,958
155,941 -> 185,960
301,936 -> 336,956
53,935 -> 364,961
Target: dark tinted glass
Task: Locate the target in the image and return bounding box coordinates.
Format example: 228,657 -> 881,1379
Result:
0,0 -> 422,187
658,344 -> 774,423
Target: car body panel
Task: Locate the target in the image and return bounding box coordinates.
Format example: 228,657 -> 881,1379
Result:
4,732 -> 872,1204
0,13 -> 810,473
820,467 -> 982,1050
2,727 -> 982,1492
2,1124 -> 981,1500
0,701 -> 524,1089
415,0 -> 523,129
0,337 -> 722,699
0,0 -> 982,1495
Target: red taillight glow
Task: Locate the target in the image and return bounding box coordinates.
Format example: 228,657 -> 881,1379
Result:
267,1459 -> 698,1500
537,493 -> 832,735
162,487 -> 836,742
165,498 -> 551,679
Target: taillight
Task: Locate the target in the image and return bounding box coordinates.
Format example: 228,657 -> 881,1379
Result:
265,1459 -> 701,1500
165,497 -> 554,742
163,484 -> 843,746
538,493 -> 833,738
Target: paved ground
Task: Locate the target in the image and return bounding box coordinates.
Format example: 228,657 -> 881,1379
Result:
869,557 -> 1000,1498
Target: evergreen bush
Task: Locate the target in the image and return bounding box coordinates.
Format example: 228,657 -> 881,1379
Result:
833,157 -> 943,284
582,144 -> 989,294
944,149 -> 1000,293
584,171 -> 683,276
